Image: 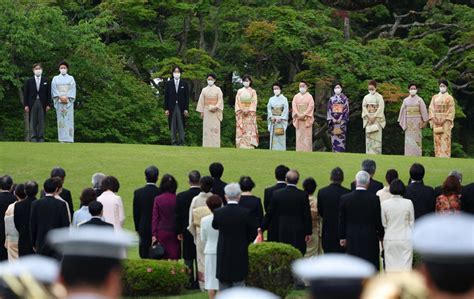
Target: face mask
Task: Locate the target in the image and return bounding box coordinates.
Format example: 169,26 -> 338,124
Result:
243,81 -> 250,88
34,69 -> 42,77
273,89 -> 281,96
173,73 -> 181,79
299,87 -> 307,94
439,86 -> 447,93
409,89 -> 417,96
334,87 -> 342,95
369,90 -> 376,95
60,68 -> 67,75
207,80 -> 215,86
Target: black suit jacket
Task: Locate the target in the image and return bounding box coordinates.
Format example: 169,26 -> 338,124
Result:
212,203 -> 258,282
212,178 -> 227,204
23,76 -> 52,109
30,196 -> 70,256
405,182 -> 435,219
164,79 -> 189,116
317,183 -> 350,253
351,178 -> 384,194
133,184 -> 162,239
40,188 -> 74,220
461,183 -> 474,214
14,196 -> 36,256
261,186 -> 312,254
81,217 -> 113,227
263,182 -> 286,241
0,192 -> 16,260
339,190 -> 384,269
176,187 -> 201,259
239,195 -> 264,226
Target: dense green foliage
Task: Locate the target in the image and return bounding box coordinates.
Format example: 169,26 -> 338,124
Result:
0,0 -> 472,156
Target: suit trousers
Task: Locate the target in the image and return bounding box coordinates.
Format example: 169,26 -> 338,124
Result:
30,99 -> 45,142
170,106 -> 185,145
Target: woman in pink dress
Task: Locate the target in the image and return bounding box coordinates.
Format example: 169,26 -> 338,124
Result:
97,176 -> 125,231
235,75 -> 259,149
152,174 -> 181,260
292,81 -> 315,152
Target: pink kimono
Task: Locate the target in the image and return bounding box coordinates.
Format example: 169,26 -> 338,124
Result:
292,93 -> 315,152
235,87 -> 259,148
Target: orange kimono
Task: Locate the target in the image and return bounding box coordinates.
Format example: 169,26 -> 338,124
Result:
428,93 -> 455,158
292,93 -> 315,152
235,87 -> 259,148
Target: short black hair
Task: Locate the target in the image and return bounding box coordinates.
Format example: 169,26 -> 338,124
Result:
43,178 -> 59,194
330,167 -> 344,183
300,80 -> 309,87
0,175 -> 13,191
101,176 -> 120,193
206,195 -> 222,212
188,170 -> 201,185
242,74 -> 252,84
303,177 -> 317,195
88,201 -> 103,216
239,176 -> 255,192
159,174 -> 178,193
389,179 -> 406,196
410,163 -> 425,181
51,167 -> 66,179
80,188 -> 97,206
25,180 -> 39,197
207,73 -> 216,80
14,184 -> 26,200
361,159 -> 376,175
439,79 -> 449,87
209,162 -> 224,179
333,82 -> 343,89
275,165 -> 289,181
408,83 -> 417,89
200,176 -> 214,193
52,177 -> 63,190
58,60 -> 69,68
272,82 -> 282,90
172,66 -> 183,74
385,169 -> 399,185
61,256 -> 121,289
425,262 -> 474,294
145,166 -> 159,183
32,63 -> 42,69
368,80 -> 377,88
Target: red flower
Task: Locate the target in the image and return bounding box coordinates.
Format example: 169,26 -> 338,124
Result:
147,268 -> 153,273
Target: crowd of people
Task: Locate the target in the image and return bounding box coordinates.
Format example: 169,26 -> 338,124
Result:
0,159 -> 473,298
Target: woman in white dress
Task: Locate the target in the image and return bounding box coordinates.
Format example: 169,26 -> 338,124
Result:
381,179 -> 415,272
200,195 -> 223,299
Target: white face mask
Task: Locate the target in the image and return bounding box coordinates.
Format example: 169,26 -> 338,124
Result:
299,87 -> 307,94
173,72 -> 181,79
273,89 -> 281,96
207,80 -> 215,86
369,90 -> 376,95
243,81 -> 250,88
34,69 -> 43,77
409,89 -> 417,96
439,86 -> 447,93
334,87 -> 342,95
59,68 -> 67,75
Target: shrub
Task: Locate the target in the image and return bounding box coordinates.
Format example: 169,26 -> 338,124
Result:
247,242 -> 303,298
122,259 -> 188,297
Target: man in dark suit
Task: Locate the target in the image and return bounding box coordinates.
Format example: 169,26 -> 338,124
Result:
81,201 -> 113,227
164,66 -> 189,145
405,163 -> 435,219
261,170 -> 312,255
30,178 -> 70,256
133,166 -> 162,259
23,63 -> 52,142
263,165 -> 288,241
209,162 -> 227,204
317,167 -> 350,253
0,175 -> 16,261
340,171 -> 384,270
350,159 -> 383,194
41,167 -> 74,220
212,183 -> 258,290
14,180 -> 38,256
176,170 -> 201,289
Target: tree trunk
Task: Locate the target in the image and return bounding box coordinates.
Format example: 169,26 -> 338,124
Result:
343,16 -> 351,40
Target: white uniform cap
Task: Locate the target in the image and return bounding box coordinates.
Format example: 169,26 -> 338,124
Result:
216,287 -> 279,299
0,256 -> 59,284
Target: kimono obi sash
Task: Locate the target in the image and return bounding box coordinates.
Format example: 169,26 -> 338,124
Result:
192,206 -> 211,230
366,104 -> 379,113
57,84 -> 71,96
434,104 -> 448,114
204,96 -> 218,107
297,103 -> 308,114
332,103 -> 344,114
239,89 -> 252,108
406,106 -> 421,116
271,105 -> 284,116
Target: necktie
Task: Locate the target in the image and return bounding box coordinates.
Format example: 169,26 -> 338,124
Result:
36,77 -> 40,91
175,80 -> 179,93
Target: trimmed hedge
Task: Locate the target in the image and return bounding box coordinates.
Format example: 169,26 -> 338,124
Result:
122,259 -> 188,296
247,242 -> 303,298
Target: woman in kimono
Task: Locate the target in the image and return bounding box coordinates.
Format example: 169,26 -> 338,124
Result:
292,81 -> 315,152
398,83 -> 429,156
428,80 -> 455,158
4,184 -> 26,262
303,178 -> 321,257
267,82 -> 289,150
362,80 -> 385,154
197,74 -> 224,148
327,83 -> 350,152
51,61 -> 76,143
235,75 -> 259,149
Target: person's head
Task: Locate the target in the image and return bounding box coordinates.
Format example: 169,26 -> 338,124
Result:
441,175 -> 462,196
43,178 -> 60,195
207,73 -> 216,86
286,170 -> 300,185
368,80 -> 377,94
101,176 -> 120,193
25,180 -> 39,198
172,66 -> 182,79
224,183 -> 242,203
408,83 -> 418,96
389,179 -> 406,196
330,167 -> 344,184
303,177 -> 317,196
200,176 -> 214,193
0,175 -> 13,191
14,184 -> 27,201
159,174 -> 178,194
91,173 -> 106,190
448,170 -> 462,184
242,75 -> 252,88
356,171 -> 371,189
361,160 -> 376,176
51,167 -> 66,182
209,162 -> 224,179
52,177 -> 63,193
32,63 -> 43,77
409,163 -> 425,182
239,176 -> 255,192
333,82 -> 343,95
80,188 -> 97,207
272,82 -> 283,96
385,169 -> 399,186
188,170 -> 201,187
88,201 -> 103,217
439,79 -> 449,94
144,166 -> 159,183
58,61 -> 69,75
299,81 -> 308,94
275,165 -> 289,182
206,195 -> 223,213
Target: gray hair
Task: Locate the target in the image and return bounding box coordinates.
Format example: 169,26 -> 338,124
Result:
91,173 -> 106,189
356,171 -> 371,187
449,170 -> 462,183
224,183 -> 242,201
361,159 -> 376,175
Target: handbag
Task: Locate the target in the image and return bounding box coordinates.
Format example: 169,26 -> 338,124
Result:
433,126 -> 444,134
274,127 -> 285,136
149,242 -> 166,260
366,124 -> 379,133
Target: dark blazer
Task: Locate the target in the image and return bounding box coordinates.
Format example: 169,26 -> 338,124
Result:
23,76 -> 52,109
133,184 -> 162,258
263,182 -> 286,241
40,188 -> 74,220
164,79 -> 189,116
261,186 -> 312,254
30,196 -> 70,256
339,190 -> 384,269
212,203 -> 258,282
461,183 -> 474,214
212,178 -> 227,204
239,195 -> 264,226
14,196 -> 36,256
405,182 -> 435,219
351,178 -> 384,194
176,187 -> 201,260
0,192 -> 16,260
317,183 -> 350,253
81,217 -> 113,227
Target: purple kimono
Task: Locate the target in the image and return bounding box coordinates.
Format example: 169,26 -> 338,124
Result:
327,93 -> 350,152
